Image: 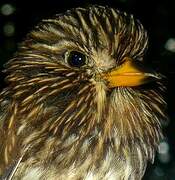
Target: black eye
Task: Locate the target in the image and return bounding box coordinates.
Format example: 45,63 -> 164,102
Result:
66,51 -> 86,67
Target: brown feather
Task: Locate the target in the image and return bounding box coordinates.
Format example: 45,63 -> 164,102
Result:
0,5 -> 166,179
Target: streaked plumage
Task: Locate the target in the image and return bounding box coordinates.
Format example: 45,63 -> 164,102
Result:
0,5 -> 166,180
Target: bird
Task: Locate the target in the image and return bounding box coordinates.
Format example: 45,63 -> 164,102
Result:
0,5 -> 166,180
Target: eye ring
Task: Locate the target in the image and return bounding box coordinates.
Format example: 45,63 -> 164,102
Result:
65,51 -> 87,68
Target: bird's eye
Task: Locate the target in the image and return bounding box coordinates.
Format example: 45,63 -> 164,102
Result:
66,51 -> 86,67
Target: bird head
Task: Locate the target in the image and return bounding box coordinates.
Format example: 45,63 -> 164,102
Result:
3,5 -> 166,177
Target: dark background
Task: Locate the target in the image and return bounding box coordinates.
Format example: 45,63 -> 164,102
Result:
0,0 -> 175,179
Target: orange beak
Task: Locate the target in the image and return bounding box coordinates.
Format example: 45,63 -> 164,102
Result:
102,57 -> 161,87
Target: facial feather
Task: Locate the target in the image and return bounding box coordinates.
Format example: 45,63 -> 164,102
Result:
0,5 -> 166,180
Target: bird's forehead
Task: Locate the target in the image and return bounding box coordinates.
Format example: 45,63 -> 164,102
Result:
62,6 -> 123,49
29,6 -> 148,63
57,6 -> 148,60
